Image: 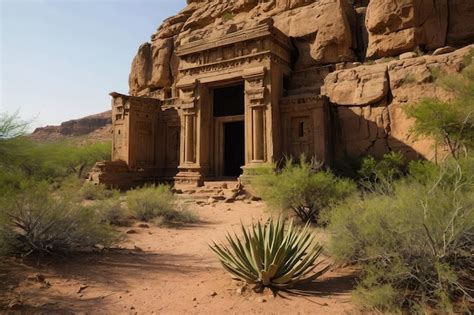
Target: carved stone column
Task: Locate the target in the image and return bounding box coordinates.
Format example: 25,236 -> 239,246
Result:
184,113 -> 195,163
174,79 -> 203,187
243,67 -> 267,165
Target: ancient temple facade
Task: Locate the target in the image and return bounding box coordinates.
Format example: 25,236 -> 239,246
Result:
96,21 -> 329,188
89,0 -> 474,188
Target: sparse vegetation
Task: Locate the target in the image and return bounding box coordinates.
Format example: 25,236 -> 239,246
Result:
405,55 -> 474,159
210,217 -> 329,291
222,11 -> 234,22
0,182 -> 119,255
401,73 -> 416,84
80,182 -> 118,200
0,110 -> 29,140
254,157 -> 356,223
326,160 -> 474,312
358,151 -> 407,194
126,185 -> 198,225
93,198 -> 130,227
0,137 -> 111,189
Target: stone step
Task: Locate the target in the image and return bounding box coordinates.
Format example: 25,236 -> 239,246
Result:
203,181 -> 239,190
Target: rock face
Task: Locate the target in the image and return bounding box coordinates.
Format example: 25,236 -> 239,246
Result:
321,63 -> 388,106
365,0 -> 448,58
129,0 -> 474,96
129,0 -> 358,96
365,0 -> 474,59
31,111 -> 112,142
322,45 -> 473,159
97,0 -> 474,189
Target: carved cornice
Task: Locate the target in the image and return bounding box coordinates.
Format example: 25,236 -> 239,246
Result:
176,23 -> 291,57
178,51 -> 290,76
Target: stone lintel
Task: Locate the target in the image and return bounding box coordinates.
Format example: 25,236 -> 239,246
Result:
175,79 -> 198,90
243,66 -> 266,80
176,23 -> 291,57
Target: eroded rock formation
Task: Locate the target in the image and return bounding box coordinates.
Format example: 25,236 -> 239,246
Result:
129,0 -> 474,98
322,45 -> 472,159
129,0 -> 360,96
31,111 -> 112,142
94,0 -> 474,188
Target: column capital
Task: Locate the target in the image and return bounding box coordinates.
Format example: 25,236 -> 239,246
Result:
243,66 -> 265,80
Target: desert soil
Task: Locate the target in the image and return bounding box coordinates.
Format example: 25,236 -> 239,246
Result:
0,200 -> 361,314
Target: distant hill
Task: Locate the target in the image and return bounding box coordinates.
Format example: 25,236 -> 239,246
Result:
30,111 -> 112,143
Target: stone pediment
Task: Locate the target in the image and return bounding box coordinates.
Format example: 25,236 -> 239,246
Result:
176,22 -> 293,77
176,22 -> 291,57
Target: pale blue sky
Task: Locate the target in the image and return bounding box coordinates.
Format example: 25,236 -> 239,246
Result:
1,0 -> 185,129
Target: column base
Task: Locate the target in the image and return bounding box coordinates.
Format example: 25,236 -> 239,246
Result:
174,166 -> 205,188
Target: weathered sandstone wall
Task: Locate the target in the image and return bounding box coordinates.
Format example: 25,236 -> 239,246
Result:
126,0 -> 474,161
322,45 -> 473,160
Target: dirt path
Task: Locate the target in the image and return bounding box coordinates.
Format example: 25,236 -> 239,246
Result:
0,201 -> 360,314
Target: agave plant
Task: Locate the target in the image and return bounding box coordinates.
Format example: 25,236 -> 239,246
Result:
210,218 -> 329,290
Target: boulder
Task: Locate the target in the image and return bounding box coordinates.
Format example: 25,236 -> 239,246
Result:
433,46 -> 455,55
129,43 -> 152,96
321,63 -> 389,106
324,45 -> 474,160
128,38 -> 175,95
365,0 -> 448,59
278,0 -> 356,66
399,52 -> 417,60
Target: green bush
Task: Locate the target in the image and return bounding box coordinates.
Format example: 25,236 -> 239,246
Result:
254,157 -> 356,223
93,198 -> 130,227
358,152 -> 407,194
405,56 -> 474,159
0,137 -> 111,190
210,218 -> 329,291
0,182 -> 119,255
0,110 -> 29,140
80,182 -> 118,200
326,164 -> 474,312
126,185 -> 198,225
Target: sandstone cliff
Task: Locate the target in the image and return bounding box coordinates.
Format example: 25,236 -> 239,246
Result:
31,111 -> 112,142
129,0 -> 474,97
322,45 -> 473,160
126,0 -> 474,161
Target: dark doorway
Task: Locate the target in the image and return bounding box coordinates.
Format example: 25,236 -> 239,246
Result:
213,84 -> 245,117
224,121 -> 245,177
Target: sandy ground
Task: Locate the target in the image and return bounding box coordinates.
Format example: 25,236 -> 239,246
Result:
0,200 -> 361,314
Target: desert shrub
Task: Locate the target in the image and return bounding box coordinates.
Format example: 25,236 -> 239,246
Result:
126,185 -> 198,225
80,182 -> 118,200
210,218 -> 329,291
358,152 -> 407,194
405,57 -> 474,159
0,110 -> 29,140
327,164 -> 474,312
254,157 -> 356,223
93,198 -> 130,227
0,182 -> 118,255
0,137 -> 111,188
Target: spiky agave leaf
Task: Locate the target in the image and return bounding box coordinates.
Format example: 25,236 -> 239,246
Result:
209,217 -> 329,289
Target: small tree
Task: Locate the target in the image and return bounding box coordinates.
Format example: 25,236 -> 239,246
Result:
327,160 -> 474,312
405,51 -> 474,159
0,110 -> 29,139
